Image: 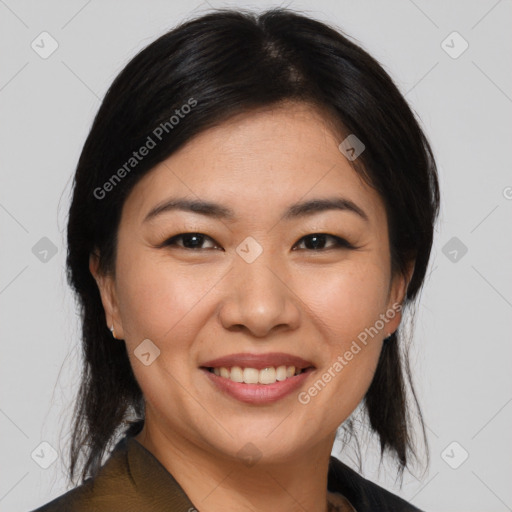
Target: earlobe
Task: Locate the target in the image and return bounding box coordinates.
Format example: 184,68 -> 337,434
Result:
393,260 -> 415,306
89,252 -> 110,300
89,252 -> 122,337
402,261 -> 415,302
386,261 -> 414,334
89,251 -> 100,283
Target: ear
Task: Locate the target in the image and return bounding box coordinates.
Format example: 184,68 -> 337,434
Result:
384,261 -> 415,335
89,251 -> 124,339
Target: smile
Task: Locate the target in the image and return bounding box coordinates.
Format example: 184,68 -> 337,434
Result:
201,366 -> 315,404
206,365 -> 311,385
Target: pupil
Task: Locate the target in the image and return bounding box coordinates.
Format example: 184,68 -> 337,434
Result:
306,234 -> 325,250
184,233 -> 202,248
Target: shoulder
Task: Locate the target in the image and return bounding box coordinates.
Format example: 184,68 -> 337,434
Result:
29,436 -> 194,512
328,456 -> 423,512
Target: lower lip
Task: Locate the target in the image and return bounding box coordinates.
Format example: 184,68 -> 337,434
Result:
201,367 -> 315,404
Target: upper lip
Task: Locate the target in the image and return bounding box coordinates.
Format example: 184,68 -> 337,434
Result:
200,352 -> 315,370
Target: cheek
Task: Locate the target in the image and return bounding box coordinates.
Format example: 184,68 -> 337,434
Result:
300,260 -> 390,342
114,258 -> 217,406
115,255 -> 218,343
294,260 -> 389,411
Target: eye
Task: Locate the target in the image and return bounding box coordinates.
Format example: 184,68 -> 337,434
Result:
160,232 -> 356,251
293,233 -> 356,251
161,233 -> 221,250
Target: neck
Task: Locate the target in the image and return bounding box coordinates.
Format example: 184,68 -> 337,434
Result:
135,420 -> 337,512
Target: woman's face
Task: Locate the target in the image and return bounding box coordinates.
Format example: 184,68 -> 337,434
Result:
92,102 -> 408,464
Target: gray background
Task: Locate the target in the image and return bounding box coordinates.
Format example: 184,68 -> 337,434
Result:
1,1 -> 511,511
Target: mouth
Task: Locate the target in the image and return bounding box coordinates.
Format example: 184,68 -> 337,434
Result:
199,353 -> 316,404
201,365 -> 315,385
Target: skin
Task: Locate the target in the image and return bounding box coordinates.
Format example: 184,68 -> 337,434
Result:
90,101 -> 412,512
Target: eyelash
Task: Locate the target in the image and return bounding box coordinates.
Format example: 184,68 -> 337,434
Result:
160,232 -> 358,251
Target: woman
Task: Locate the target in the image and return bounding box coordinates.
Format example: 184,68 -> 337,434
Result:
32,7 -> 439,512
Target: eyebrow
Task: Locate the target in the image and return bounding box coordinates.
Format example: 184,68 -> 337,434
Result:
143,196 -> 369,224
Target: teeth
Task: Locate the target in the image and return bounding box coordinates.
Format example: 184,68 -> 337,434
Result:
209,365 -> 306,385
243,367 -> 259,384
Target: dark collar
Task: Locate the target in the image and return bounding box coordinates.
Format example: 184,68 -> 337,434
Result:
327,453 -> 422,512
122,436 -> 196,509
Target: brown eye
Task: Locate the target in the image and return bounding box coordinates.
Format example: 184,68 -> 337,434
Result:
163,233 -> 220,250
293,233 -> 355,251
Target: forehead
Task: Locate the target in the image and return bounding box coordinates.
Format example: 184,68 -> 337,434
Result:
121,102 -> 386,227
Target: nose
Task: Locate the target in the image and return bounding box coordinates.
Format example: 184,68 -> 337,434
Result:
218,253 -> 301,338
